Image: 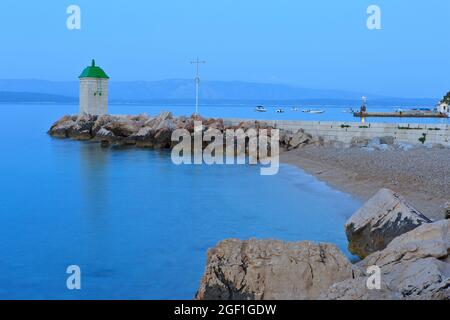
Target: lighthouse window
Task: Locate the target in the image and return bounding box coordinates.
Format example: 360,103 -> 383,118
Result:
96,80 -> 103,96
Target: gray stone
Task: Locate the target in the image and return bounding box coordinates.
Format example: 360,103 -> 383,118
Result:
345,188 -> 432,259
195,239 -> 358,300
445,203 -> 450,220
48,115 -> 76,138
360,220 -> 450,300
104,120 -> 141,137
379,136 -> 395,145
351,136 -> 369,147
67,115 -> 97,140
377,144 -> 391,151
396,142 -> 413,151
368,137 -> 381,147
322,220 -> 450,300
145,111 -> 173,130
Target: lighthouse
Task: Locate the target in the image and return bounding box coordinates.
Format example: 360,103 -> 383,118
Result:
79,59 -> 109,115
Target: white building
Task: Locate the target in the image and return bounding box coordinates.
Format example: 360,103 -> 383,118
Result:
79,59 -> 109,115
437,102 -> 449,114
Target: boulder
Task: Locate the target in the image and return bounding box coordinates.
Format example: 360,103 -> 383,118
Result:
361,219 -> 449,268
104,120 -> 141,137
320,275 -> 399,300
361,146 -> 375,152
377,144 -> 391,151
367,137 -> 394,151
204,118 -> 224,131
94,128 -> 116,142
396,142 -> 413,151
445,203 -> 450,220
153,127 -> 173,149
322,219 -> 450,300
155,118 -> 175,131
351,136 -> 369,148
279,130 -> 293,147
133,126 -> 155,148
191,113 -> 204,122
379,136 -> 395,145
345,188 -> 432,259
367,137 -> 381,147
145,111 -> 173,130
48,115 -> 76,138
92,115 -> 116,135
67,115 -> 97,140
238,120 -> 258,131
255,121 -> 273,130
287,131 -> 310,150
195,239 -> 358,300
128,113 -> 150,123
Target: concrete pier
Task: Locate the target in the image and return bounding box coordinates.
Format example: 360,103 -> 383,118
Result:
354,111 -> 448,118
223,119 -> 450,146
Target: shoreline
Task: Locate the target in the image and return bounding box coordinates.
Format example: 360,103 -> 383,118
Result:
280,146 -> 449,221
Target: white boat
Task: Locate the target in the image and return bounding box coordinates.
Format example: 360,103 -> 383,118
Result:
291,107 -> 299,111
255,106 -> 267,112
302,109 -> 325,114
276,108 -> 285,113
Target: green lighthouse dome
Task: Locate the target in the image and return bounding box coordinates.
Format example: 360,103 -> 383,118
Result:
79,59 -> 110,79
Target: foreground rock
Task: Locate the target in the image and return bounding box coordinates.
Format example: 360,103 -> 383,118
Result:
345,188 -> 432,259
195,239 -> 358,300
445,202 -> 450,220
323,219 -> 450,300
196,220 -> 450,300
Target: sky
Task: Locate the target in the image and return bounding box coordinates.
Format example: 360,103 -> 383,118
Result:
0,0 -> 449,98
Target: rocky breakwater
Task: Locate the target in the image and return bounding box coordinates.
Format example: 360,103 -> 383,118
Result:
48,112 -> 320,152
196,188 -> 450,300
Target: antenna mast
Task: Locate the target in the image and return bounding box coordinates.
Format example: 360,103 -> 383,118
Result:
190,57 -> 206,115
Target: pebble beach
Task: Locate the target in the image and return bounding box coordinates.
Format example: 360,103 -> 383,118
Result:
282,145 -> 450,220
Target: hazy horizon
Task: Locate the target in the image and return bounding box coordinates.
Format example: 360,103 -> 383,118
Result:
0,78 -> 442,102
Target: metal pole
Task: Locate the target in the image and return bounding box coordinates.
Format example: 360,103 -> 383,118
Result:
191,58 -> 205,115
195,76 -> 199,115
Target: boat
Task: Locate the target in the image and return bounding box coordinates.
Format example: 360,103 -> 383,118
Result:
276,108 -> 285,113
255,106 -> 267,112
342,108 -> 355,113
302,109 -> 325,114
291,107 -> 299,111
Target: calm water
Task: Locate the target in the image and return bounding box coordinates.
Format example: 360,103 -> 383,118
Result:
107,101 -> 449,125
0,103 -> 363,299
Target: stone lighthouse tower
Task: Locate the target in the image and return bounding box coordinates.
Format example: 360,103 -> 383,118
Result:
79,59 -> 109,115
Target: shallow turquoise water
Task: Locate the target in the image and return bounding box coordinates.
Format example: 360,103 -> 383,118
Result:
0,104 -> 361,299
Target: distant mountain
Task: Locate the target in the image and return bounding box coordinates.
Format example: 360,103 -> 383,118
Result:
107,79 -> 383,101
0,79 -> 382,101
0,91 -> 76,103
0,79 -> 437,106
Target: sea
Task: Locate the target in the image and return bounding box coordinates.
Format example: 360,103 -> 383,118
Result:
0,101 -> 445,299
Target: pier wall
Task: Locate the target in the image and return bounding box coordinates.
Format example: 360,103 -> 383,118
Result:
223,119 -> 450,146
